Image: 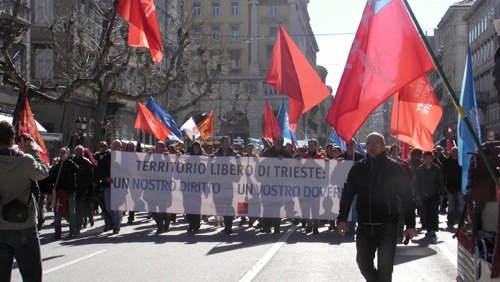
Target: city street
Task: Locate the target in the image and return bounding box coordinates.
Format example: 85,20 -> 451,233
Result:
12,213 -> 457,281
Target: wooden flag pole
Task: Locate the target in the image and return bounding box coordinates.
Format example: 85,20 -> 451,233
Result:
402,0 -> 499,187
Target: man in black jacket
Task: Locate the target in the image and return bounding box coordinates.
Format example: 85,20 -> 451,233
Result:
442,147 -> 462,230
338,132 -> 416,282
73,145 -> 94,234
417,151 -> 445,240
49,147 -> 79,239
94,141 -> 113,232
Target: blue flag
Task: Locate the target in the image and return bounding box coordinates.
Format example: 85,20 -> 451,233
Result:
354,137 -> 366,156
290,130 -> 298,146
146,97 -> 184,143
247,138 -> 264,150
457,48 -> 482,192
277,100 -> 293,145
328,128 -> 347,151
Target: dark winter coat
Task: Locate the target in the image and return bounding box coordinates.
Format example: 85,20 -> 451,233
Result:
49,159 -> 79,192
73,156 -> 94,199
442,157 -> 461,193
339,152 -> 415,228
416,163 -> 445,198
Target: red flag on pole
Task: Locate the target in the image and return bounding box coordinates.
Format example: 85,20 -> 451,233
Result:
264,100 -> 281,140
197,111 -> 215,141
18,99 -> 49,163
134,102 -> 170,141
390,75 -> 442,151
326,0 -> 435,141
117,0 -> 164,63
266,25 -> 330,131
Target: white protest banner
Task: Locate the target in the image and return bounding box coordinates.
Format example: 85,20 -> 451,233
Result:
111,152 -> 353,220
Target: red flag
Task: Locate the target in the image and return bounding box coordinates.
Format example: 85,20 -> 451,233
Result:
117,0 -> 163,63
326,0 -> 435,141
18,99 -> 49,164
264,100 -> 281,140
390,75 -> 442,151
401,142 -> 410,160
266,26 -> 330,131
197,111 -> 215,140
134,102 -> 170,141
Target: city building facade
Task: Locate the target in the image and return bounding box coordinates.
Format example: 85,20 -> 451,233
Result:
463,0 -> 500,136
431,0 -> 472,140
0,0 -> 184,153
178,0 -> 329,144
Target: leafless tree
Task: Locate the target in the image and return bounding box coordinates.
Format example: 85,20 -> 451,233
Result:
0,0 -> 228,147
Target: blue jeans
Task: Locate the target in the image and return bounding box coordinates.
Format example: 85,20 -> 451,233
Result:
104,188 -> 122,230
0,226 -> 42,282
54,192 -> 77,235
356,222 -> 398,282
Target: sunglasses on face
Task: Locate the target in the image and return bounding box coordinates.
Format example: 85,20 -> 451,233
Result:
366,142 -> 383,148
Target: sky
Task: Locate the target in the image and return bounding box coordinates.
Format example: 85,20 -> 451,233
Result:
309,0 -> 459,92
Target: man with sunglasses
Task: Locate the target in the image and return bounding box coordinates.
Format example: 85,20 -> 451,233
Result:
338,132 -> 416,282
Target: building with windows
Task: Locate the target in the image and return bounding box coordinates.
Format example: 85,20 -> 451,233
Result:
463,0 -> 500,135
179,0 -> 329,144
0,0 -> 31,116
0,0 -> 183,152
430,0 -> 472,140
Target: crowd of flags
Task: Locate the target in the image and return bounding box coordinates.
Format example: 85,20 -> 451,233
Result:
120,0 -> 485,192
18,0 -> 486,194
133,97 -> 215,144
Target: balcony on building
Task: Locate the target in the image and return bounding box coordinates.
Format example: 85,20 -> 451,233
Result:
0,0 -> 31,26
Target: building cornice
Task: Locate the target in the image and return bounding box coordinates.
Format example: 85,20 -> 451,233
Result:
437,5 -> 470,28
463,0 -> 485,21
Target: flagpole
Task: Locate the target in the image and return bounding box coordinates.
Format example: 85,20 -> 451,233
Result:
395,95 -> 402,158
402,0 -> 499,187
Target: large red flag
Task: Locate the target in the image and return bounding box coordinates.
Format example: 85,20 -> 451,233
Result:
18,99 -> 49,163
326,0 -> 435,141
390,75 -> 442,151
266,26 -> 330,131
264,100 -> 281,140
134,102 -> 170,141
117,0 -> 163,63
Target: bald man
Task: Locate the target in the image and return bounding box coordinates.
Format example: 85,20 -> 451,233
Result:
338,132 -> 416,282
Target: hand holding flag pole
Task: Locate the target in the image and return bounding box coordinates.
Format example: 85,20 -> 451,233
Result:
401,0 -> 499,188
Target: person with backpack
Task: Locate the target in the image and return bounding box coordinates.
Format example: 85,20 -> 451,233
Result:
0,121 -> 49,281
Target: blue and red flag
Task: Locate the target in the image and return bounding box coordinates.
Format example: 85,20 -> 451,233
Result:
145,97 -> 183,143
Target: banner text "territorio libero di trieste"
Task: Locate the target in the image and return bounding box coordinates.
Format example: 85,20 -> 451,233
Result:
111,152 -> 353,220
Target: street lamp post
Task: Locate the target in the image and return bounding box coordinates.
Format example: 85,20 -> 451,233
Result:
75,116 -> 88,146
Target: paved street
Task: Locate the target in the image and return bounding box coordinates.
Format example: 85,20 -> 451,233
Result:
12,213 -> 457,282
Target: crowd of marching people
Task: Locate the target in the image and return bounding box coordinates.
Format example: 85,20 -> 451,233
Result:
28,134 -> 468,242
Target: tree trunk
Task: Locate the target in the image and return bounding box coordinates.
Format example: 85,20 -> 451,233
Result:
92,92 -> 110,149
